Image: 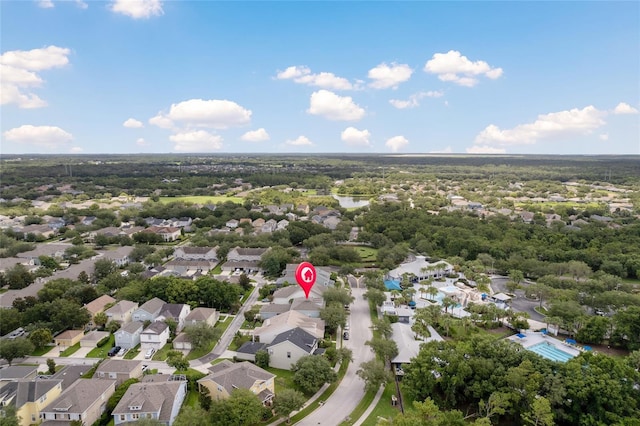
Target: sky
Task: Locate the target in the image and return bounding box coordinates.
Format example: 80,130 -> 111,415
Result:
1,0 -> 639,155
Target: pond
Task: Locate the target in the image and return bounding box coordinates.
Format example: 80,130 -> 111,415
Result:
332,194 -> 370,208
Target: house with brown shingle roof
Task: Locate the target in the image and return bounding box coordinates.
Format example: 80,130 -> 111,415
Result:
197,360 -> 275,405
106,300 -> 139,324
84,295 -> 116,328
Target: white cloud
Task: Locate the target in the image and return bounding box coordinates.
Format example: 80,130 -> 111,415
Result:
341,127 -> 371,147
307,90 -> 365,121
613,102 -> 639,115
0,45 -> 70,109
110,0 -> 163,19
276,65 -> 354,90
385,135 -> 409,152
424,50 -> 503,87
368,62 -> 413,89
3,124 -> 73,149
150,99 -> 252,129
123,118 -> 143,128
241,128 -> 270,142
466,145 -> 506,154
285,136 -> 314,146
169,130 -> 223,152
474,106 -> 606,146
389,91 -> 443,109
38,0 -> 55,8
136,138 -> 150,146
70,146 -> 83,153
599,133 -> 609,141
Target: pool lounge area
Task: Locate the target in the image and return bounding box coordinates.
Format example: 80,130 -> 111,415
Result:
509,332 -> 580,363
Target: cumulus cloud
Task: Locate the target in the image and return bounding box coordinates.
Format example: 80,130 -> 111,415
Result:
150,99 -> 252,129
136,138 -> 150,146
123,118 -> 143,128
341,127 -> 371,147
307,90 -> 365,121
466,145 -> 506,154
38,0 -> 55,8
110,0 -> 163,19
3,124 -> 73,149
241,128 -> 270,142
389,91 -> 443,109
276,65 -> 354,90
169,130 -> 223,152
385,135 -> 409,152
613,102 -> 639,115
285,136 -> 313,146
474,106 -> 606,146
368,63 -> 413,89
0,45 -> 70,109
424,50 -> 503,87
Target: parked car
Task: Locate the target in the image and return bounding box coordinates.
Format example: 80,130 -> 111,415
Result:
117,347 -> 126,357
144,348 -> 156,359
343,331 -> 350,340
108,346 -> 121,357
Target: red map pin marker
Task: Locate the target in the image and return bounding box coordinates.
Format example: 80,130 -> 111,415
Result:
295,262 -> 317,299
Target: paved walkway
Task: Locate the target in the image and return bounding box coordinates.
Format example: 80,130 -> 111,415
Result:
352,385 -> 385,426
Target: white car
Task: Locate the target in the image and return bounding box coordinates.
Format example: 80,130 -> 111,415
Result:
145,348 -> 156,359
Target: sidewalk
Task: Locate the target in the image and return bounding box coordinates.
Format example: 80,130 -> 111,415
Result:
352,385 -> 385,426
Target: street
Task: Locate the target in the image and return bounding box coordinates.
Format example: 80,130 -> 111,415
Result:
296,287 -> 373,425
490,275 -> 544,322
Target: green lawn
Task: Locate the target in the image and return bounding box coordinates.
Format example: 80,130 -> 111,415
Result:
158,195 -> 244,205
86,335 -> 114,358
59,343 -> 81,357
361,381 -> 402,425
124,345 -> 141,359
31,345 -> 53,356
340,388 -> 378,425
184,390 -> 200,408
215,315 -> 234,334
353,246 -> 378,262
265,367 -> 300,394
186,338 -> 217,361
151,343 -> 173,361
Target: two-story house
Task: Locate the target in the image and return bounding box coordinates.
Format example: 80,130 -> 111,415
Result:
105,300 -> 139,325
100,246 -> 134,267
84,295 -> 116,329
266,327 -> 320,370
252,311 -> 325,344
93,359 -> 143,385
112,378 -> 187,426
184,307 -> 219,328
173,246 -> 218,262
197,360 -> 275,405
115,321 -> 144,350
140,322 -> 170,351
0,380 -> 63,426
132,298 -> 166,323
39,379 -> 116,425
157,304 -> 191,333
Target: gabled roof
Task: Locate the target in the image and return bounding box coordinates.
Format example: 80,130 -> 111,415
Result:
137,297 -> 166,316
106,300 -> 138,315
230,247 -> 269,256
159,303 -> 188,319
142,322 -> 169,335
43,379 -> 115,414
100,246 -> 133,260
96,359 -> 143,375
55,330 -> 84,340
236,342 -> 268,355
0,380 -> 62,408
199,361 -> 274,395
290,299 -> 322,312
253,310 -> 325,339
118,321 -> 144,334
268,327 -> 317,353
260,304 -> 291,315
185,307 -> 217,322
112,381 -> 184,422
85,295 -> 116,315
176,246 -> 216,255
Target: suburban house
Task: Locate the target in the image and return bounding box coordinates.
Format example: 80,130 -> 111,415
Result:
115,321 -> 144,350
163,259 -> 216,276
94,360 -> 143,385
19,224 -> 55,240
15,244 -> 68,266
235,342 -> 268,362
80,330 -> 109,348
271,284 -> 326,308
54,330 -> 84,349
105,300 -> 139,324
84,295 -> 116,328
171,333 -> 192,351
266,327 -> 320,370
100,246 -> 134,267
141,226 -> 181,242
157,304 -> 191,332
277,264 -> 334,287
112,378 -> 187,426
39,379 -> 116,425
173,246 -> 218,262
0,366 -> 37,382
140,322 -> 170,351
226,247 -> 270,262
184,307 -> 219,327
252,311 -> 325,344
0,379 -> 63,426
197,360 -> 275,405
132,297 -> 166,323
259,304 -> 291,321
225,219 -> 239,229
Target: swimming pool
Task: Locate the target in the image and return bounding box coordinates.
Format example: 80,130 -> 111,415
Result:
527,342 -> 576,363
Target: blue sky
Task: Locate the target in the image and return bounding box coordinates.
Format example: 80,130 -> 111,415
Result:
1,0 -> 639,155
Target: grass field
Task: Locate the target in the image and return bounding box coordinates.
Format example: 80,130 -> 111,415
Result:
185,338 -> 217,361
86,335 -> 115,358
31,346 -> 53,356
353,246 -> 377,262
158,195 -> 243,204
361,381 -> 402,425
59,343 -> 81,357
340,388 -> 378,425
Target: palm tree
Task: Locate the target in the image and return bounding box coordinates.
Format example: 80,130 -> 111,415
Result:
427,285 -> 439,301
442,297 -> 456,314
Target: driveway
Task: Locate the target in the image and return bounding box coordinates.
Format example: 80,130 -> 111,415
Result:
296,287 -> 373,425
490,276 -> 544,322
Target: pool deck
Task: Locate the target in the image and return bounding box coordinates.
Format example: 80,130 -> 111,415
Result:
508,332 -> 582,357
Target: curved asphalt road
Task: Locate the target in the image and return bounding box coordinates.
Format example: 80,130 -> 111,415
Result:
296,287 -> 373,426
490,275 -> 544,322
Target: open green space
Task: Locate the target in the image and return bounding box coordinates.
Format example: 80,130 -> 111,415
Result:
265,367 -> 300,394
158,195 -> 243,205
86,335 -> 115,358
361,381 -> 402,426
353,246 -> 377,262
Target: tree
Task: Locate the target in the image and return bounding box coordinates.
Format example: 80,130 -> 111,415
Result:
441,297 -> 456,314
292,355 -> 337,394
0,404 -> 21,426
5,263 -> 34,290
77,270 -> 90,284
522,396 -> 554,426
259,247 -> 294,278
371,318 -> 393,339
363,288 -> 385,308
209,388 -> 264,426
94,311 -> 108,329
29,328 -> 52,349
93,258 -> 117,281
357,359 -> 392,393
0,308 -> 23,336
166,351 -> 189,371
365,337 -> 398,365
47,358 -> 56,375
183,323 -> 221,350
322,287 -> 354,307
274,388 -> 306,423
320,302 -> 347,336
198,386 -> 212,411
255,350 -> 270,369
0,338 -> 34,365
174,406 -> 210,426
238,273 -> 252,291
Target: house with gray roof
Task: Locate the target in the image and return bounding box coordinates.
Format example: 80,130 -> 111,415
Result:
112,380 -> 187,426
253,310 -> 325,344
141,322 -> 170,350
39,379 -> 116,425
290,299 -> 322,318
259,303 -> 291,320
94,359 -> 143,385
115,321 -> 144,349
100,246 -> 134,267
132,297 -> 166,323
173,246 -> 218,261
0,379 -> 63,426
157,304 -> 190,332
16,244 -> 69,266
184,307 -> 219,327
226,247 -> 270,262
276,264 -> 334,288
106,300 -> 139,324
235,342 -> 268,362
197,360 -> 275,405
0,366 -> 37,382
387,256 -> 453,282
266,327 -> 319,370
